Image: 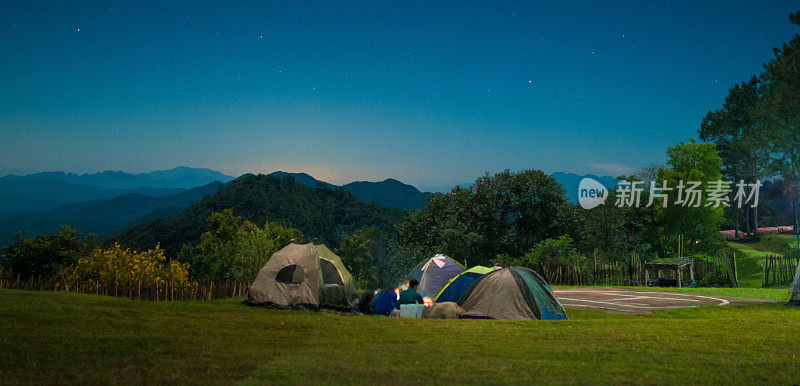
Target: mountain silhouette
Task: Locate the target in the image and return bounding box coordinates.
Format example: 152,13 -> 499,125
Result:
269,171 -> 431,210
0,182 -> 223,247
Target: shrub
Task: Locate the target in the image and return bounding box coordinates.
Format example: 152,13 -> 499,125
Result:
524,235 -> 586,269
62,243 -> 190,285
0,226 -> 86,279
522,235 -> 590,282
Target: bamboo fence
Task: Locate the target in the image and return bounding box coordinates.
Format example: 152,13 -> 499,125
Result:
0,275 -> 249,301
762,252 -> 800,287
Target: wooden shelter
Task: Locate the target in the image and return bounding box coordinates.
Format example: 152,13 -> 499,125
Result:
642,258 -> 695,288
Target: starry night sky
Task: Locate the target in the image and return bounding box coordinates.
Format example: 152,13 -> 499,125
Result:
1,1 -> 798,191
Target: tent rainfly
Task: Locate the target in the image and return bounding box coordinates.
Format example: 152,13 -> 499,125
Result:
406,254 -> 465,298
434,265 -> 495,303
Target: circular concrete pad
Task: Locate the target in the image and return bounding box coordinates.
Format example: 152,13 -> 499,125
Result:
553,287 -> 777,315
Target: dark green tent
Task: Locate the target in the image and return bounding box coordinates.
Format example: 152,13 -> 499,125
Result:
458,266 -> 566,320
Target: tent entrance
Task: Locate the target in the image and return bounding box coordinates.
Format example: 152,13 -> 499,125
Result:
276,265 -> 305,284
320,259 -> 344,285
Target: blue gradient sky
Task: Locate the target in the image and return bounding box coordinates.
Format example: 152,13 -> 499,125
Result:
1,1 -> 798,191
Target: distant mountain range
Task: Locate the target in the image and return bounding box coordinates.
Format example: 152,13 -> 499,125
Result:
1,166 -> 235,190
0,183 -> 223,247
0,167 -> 235,217
0,180 -> 184,217
0,168 -> 433,248
269,171 -> 432,210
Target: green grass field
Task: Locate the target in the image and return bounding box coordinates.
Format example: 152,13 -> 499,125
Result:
2,289 -> 800,384
727,234 -> 799,288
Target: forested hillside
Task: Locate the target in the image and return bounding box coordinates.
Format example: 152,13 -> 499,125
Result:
269,171 -> 432,210
116,174 -> 406,256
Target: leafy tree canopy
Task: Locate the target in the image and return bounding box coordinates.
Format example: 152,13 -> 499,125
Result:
657,140 -> 726,254
397,169 -> 571,267
177,209 -> 303,283
1,226 -> 94,279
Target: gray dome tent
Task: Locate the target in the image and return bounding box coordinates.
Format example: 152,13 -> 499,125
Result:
247,243 -> 357,309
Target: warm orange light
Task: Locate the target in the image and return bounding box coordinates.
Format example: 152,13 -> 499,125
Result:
423,296 -> 433,307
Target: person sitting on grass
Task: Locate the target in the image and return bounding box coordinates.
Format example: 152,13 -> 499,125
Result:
398,279 -> 424,305
373,287 -> 399,316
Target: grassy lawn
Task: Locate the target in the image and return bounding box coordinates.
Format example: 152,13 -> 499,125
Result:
740,234 -> 800,252
2,290 -> 800,384
727,234 -> 799,288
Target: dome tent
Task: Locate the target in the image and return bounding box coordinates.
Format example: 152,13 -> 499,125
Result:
247,243 -> 357,309
407,254 -> 465,298
434,265 -> 495,303
458,266 -> 566,320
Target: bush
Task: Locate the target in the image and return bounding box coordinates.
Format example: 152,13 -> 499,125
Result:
62,243 -> 190,285
492,254 -> 519,267
0,226 -> 88,279
524,236 -> 587,269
